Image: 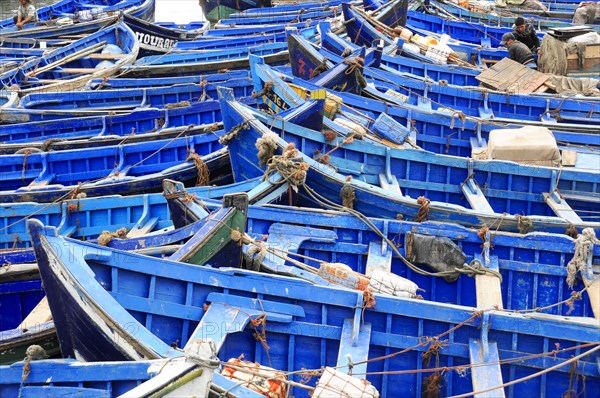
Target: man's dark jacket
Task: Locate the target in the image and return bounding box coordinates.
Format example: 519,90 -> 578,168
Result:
512,24 -> 540,51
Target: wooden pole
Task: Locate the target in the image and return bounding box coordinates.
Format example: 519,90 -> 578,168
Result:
27,41 -> 107,77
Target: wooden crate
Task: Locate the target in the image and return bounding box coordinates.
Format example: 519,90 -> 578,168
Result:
567,43 -> 600,71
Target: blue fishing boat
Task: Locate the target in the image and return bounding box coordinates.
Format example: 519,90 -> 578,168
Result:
1,78 -> 255,122
0,131 -> 227,203
0,354 -> 248,397
165,188 -> 600,319
219,85 -> 600,233
0,101 -> 237,147
343,3 -> 510,68
252,54 -> 600,170
0,21 -> 139,95
363,0 -> 408,27
364,0 -> 543,47
199,0 -> 271,23
0,175 -> 287,259
0,359 -> 155,397
86,70 -> 251,89
0,0 -> 156,30
3,177 -> 596,318
0,123 -> 225,155
0,15 -> 121,40
215,7 -> 342,28
120,42 -> 289,77
301,28 -> 600,128
123,14 -> 203,56
27,219 -> 600,397
418,0 -> 599,31
154,21 -> 209,31
406,9 -> 541,47
202,20 -> 320,37
173,32 -> 289,51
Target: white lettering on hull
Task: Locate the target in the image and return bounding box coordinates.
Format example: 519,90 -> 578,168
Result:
135,32 -> 175,49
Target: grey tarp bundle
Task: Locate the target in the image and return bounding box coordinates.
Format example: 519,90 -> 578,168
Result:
539,32 -> 600,87
539,34 -> 571,75
573,2 -> 600,24
547,75 -> 600,96
407,233 -> 467,281
495,0 -> 548,11
538,33 -> 600,95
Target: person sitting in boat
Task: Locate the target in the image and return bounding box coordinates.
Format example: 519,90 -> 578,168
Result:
512,17 -> 540,52
499,32 -> 537,69
13,0 -> 38,29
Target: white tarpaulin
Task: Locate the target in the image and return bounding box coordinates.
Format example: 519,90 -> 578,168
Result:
486,126 -> 561,167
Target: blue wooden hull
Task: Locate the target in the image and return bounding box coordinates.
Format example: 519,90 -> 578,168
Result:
0,359 -> 154,397
0,21 -> 139,95
215,7 -> 342,27
123,14 -> 201,56
2,79 -> 255,123
134,42 -> 288,66
86,70 -> 251,89
0,133 -> 228,203
28,220 -> 600,397
232,0 -> 348,16
0,16 -> 120,40
0,100 -> 229,143
0,356 -> 258,397
167,198 -> 599,318
0,0 -> 155,30
154,21 -> 209,32
220,85 -> 599,233
174,32 -> 288,51
250,59 -> 600,211
0,280 -> 44,331
364,0 -> 408,27
343,3 -> 507,68
4,182 -> 597,316
299,30 -> 600,128
121,42 -> 289,77
0,103 -> 245,153
422,0 -> 599,31
0,176 -> 283,254
405,10 -> 541,47
202,21 -> 319,37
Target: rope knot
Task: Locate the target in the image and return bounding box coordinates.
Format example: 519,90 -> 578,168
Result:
98,227 -> 128,246
343,57 -> 364,75
449,110 -> 466,130
263,143 -> 309,187
340,48 -> 352,57
164,100 -> 191,109
252,80 -> 274,98
566,228 -> 599,288
414,196 -> 430,222
515,214 -> 533,234
21,345 -> 48,383
565,224 -> 579,238
477,225 -> 489,243
322,129 -> 338,142
340,175 -> 356,209
309,58 -> 329,78
245,240 -> 267,271
219,121 -> 249,145
186,150 -> 209,186
255,132 -> 278,167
